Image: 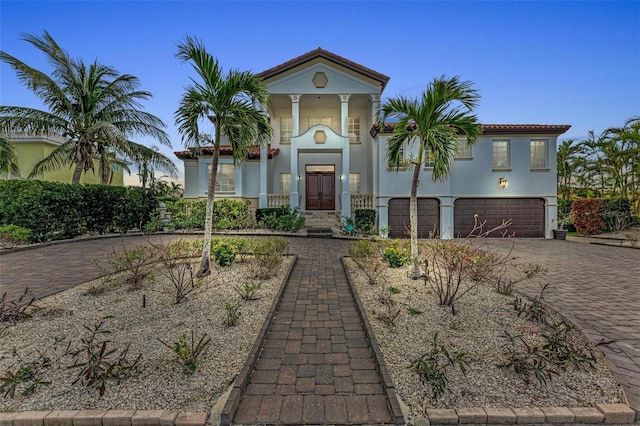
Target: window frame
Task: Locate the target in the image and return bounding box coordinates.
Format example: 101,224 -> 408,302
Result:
530,139 -> 549,170
492,139 -> 511,170
348,116 -> 360,144
349,172 -> 361,194
280,173 -> 291,195
208,163 -> 235,193
454,137 -> 473,160
280,117 -> 292,145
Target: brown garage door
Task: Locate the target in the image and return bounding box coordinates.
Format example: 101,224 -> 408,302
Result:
454,198 -> 545,238
388,198 -> 440,239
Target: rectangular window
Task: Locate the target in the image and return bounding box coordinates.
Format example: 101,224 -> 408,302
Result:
280,117 -> 292,144
280,173 -> 291,194
208,163 -> 235,192
455,137 -> 472,159
492,140 -> 510,169
349,173 -> 361,194
424,149 -> 435,168
387,145 -> 406,169
308,116 -> 333,129
348,116 -> 360,144
530,139 -> 548,169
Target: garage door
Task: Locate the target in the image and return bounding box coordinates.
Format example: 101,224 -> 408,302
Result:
388,198 -> 440,239
454,198 -> 544,238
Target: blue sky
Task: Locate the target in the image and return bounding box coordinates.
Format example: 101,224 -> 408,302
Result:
1,1 -> 639,184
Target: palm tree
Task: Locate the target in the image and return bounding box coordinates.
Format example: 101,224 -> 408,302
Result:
0,31 -> 171,184
380,76 -> 481,277
557,139 -> 584,200
0,137 -> 20,178
133,145 -> 179,190
175,36 -> 272,277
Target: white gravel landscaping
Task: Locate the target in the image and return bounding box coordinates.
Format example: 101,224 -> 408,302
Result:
345,256 -> 625,420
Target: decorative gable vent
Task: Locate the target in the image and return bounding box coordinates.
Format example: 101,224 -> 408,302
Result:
312,72 -> 328,88
314,130 -> 327,144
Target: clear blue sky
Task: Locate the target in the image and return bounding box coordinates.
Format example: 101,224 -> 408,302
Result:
1,1 -> 639,184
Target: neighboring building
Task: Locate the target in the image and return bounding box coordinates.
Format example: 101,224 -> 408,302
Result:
3,133 -> 126,186
175,48 -> 570,238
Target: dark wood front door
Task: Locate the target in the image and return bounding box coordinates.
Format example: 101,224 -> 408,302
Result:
306,172 -> 335,210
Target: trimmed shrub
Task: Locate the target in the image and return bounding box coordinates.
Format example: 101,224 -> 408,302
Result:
258,207 -> 305,232
0,225 -> 31,248
255,206 -> 290,223
212,241 -> 237,267
355,209 -> 376,235
571,198 -> 605,235
166,199 -> 207,230
383,246 -> 411,268
212,199 -> 252,230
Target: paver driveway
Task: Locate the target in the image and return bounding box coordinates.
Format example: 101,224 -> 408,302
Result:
0,235 -> 638,419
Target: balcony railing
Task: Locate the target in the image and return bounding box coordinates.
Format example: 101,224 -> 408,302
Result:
351,194 -> 373,210
267,194 -> 289,207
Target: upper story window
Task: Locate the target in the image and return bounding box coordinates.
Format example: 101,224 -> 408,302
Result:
388,145 -> 410,170
280,117 -> 292,144
280,173 -> 291,194
455,137 -> 472,159
208,163 -> 235,192
348,117 -> 360,144
424,149 -> 435,169
492,140 -> 510,169
530,139 -> 548,169
308,116 -> 333,131
349,173 -> 361,194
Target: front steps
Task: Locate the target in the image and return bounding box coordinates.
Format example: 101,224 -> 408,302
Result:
302,210 -> 341,228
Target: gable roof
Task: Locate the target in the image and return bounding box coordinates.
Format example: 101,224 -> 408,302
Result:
256,48 -> 390,91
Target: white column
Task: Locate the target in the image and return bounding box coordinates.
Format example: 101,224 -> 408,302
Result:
289,95 -> 301,208
258,145 -> 268,208
370,94 -> 381,228
440,197 -> 455,239
340,95 -> 351,218
340,94 -> 351,137
546,197 -> 558,239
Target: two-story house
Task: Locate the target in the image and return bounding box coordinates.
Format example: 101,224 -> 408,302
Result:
175,48 -> 570,238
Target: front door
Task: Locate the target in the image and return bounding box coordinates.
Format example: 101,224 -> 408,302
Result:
306,170 -> 335,210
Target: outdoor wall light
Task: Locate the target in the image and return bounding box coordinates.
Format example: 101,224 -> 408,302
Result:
499,177 -> 508,189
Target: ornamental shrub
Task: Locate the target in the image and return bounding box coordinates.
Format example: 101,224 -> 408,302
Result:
383,246 -> 411,268
212,241 -> 237,267
258,207 -> 305,232
355,209 -> 376,235
212,199 -> 251,229
601,198 -> 632,232
166,199 -> 207,229
571,198 -> 605,235
0,225 -> 31,248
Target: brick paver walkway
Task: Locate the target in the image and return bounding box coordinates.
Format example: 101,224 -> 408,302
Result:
232,238 -> 397,425
0,235 -> 638,420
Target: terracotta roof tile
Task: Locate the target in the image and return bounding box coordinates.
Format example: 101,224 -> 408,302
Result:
256,48 -> 390,90
371,123 -> 571,137
174,146 -> 280,160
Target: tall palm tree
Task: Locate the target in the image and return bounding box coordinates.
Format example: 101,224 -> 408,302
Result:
0,31 -> 171,184
133,144 -> 179,190
0,137 -> 20,178
175,36 -> 272,277
557,139 -> 584,200
380,76 -> 481,277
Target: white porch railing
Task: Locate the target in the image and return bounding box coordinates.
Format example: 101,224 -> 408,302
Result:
351,194 -> 373,210
267,194 -> 290,207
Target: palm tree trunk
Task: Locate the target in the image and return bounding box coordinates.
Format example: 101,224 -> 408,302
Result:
197,143 -> 219,277
409,159 -> 421,278
72,161 -> 83,184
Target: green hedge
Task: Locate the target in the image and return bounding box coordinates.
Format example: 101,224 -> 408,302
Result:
165,198 -> 251,230
0,180 -> 157,242
354,209 -> 376,235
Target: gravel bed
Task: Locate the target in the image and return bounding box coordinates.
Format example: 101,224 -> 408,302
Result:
0,255 -> 293,412
345,258 -> 625,420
